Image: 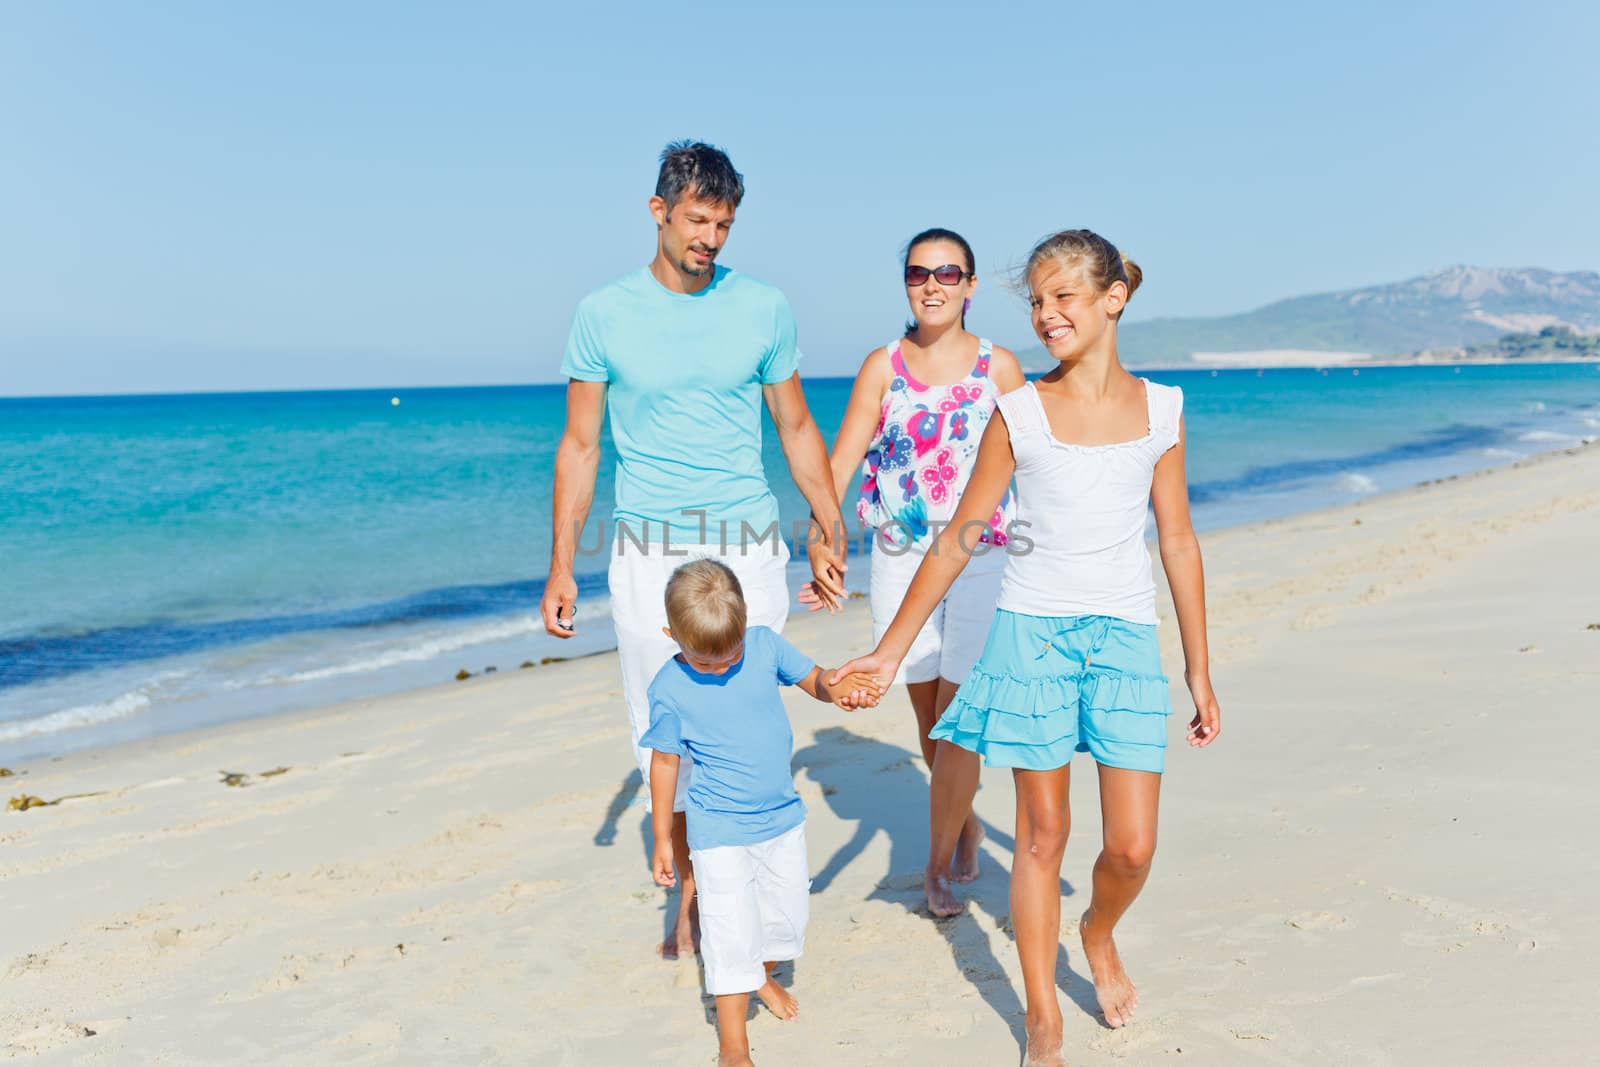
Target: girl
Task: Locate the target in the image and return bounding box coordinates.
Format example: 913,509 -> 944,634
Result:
831,229 -> 1221,1066
802,227 -> 1027,918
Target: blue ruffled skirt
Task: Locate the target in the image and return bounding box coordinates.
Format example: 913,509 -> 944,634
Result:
928,610 -> 1172,773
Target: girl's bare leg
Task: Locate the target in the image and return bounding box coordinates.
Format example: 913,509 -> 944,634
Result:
1080,764 -> 1161,1029
912,680 -> 986,915
714,993 -> 754,1066
1012,765 -> 1072,1067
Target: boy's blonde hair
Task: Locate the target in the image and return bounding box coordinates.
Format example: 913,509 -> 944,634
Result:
664,559 -> 747,657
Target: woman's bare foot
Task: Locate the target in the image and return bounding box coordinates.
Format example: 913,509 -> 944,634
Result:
949,819 -> 985,883
756,976 -> 799,1020
656,901 -> 699,959
1022,1015 -> 1066,1067
923,870 -> 966,917
1079,907 -> 1139,1028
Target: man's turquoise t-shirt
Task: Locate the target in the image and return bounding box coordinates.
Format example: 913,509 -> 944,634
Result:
638,626 -> 815,850
560,266 -> 802,544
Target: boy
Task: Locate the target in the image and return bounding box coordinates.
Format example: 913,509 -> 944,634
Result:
641,559 -> 880,1067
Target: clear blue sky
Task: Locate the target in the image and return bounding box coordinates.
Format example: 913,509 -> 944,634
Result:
3,1 -> 1596,396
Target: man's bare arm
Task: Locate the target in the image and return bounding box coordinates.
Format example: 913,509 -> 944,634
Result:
542,380 -> 607,637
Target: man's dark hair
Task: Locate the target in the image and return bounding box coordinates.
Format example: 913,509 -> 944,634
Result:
655,140 -> 744,212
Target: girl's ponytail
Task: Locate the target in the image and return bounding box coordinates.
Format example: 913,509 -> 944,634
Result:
1120,253 -> 1143,300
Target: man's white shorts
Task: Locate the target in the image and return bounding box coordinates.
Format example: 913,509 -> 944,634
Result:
869,534 -> 1007,687
610,539 -> 791,812
690,821 -> 810,996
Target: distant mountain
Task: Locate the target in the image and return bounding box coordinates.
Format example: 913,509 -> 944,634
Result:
1018,266 -> 1600,370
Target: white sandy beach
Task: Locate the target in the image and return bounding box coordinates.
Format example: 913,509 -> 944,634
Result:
3,443 -> 1598,1066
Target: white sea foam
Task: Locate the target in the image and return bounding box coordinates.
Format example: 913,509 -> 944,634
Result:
0,690 -> 152,743
1525,401 -> 1547,413
1336,473 -> 1379,494
279,614 -> 551,684
1481,448 -> 1522,459
1518,430 -> 1580,444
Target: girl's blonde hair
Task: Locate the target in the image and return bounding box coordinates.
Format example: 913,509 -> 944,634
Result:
1020,229 -> 1142,316
664,559 -> 747,657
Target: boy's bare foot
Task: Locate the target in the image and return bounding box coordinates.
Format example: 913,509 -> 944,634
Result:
949,820 -> 985,883
1022,1016 -> 1066,1067
923,870 -> 966,917
1079,907 -> 1139,1028
756,976 -> 799,1020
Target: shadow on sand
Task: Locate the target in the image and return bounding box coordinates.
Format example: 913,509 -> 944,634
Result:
592,767 -> 690,957
792,725 -> 1104,1044
593,728 -> 1106,1044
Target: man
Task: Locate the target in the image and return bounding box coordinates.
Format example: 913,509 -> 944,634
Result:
542,140 -> 848,959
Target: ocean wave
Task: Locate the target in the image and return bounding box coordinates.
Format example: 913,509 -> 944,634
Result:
1480,447 -> 1522,459
1188,423 -> 1499,504
281,615 -> 551,684
0,570 -> 613,692
0,689 -> 151,743
1518,430 -> 1580,444
1336,473 -> 1378,494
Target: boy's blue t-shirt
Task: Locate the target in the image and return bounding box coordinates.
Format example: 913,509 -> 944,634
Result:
559,265 -> 803,545
638,626 -> 815,851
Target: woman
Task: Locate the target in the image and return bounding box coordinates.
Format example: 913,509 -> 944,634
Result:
804,227 -> 1026,917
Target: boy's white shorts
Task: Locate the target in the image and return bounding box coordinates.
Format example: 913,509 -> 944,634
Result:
869,535 -> 1006,687
690,821 -> 810,996
609,539 -> 791,812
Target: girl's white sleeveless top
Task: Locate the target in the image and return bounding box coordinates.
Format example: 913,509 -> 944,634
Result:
994,379 -> 1184,624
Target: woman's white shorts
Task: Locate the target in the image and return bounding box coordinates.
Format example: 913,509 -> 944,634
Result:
690,822 -> 810,996
869,535 -> 1007,687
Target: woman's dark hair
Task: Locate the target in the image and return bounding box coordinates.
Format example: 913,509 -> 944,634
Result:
902,227 -> 976,337
656,140 -> 744,213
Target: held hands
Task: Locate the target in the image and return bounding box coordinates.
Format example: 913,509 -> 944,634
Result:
803,519 -> 848,614
796,579 -> 832,613
1185,670 -> 1222,747
831,671 -> 884,711
652,840 -> 676,888
828,649 -> 900,706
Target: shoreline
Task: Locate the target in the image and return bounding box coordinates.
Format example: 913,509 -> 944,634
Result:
6,427 -> 1598,768
3,440 -> 1597,1062
8,437 -> 1593,783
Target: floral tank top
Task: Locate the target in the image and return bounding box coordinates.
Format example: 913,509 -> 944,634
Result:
857,337 -> 1015,548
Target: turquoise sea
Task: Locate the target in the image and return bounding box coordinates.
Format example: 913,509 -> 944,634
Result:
4,363 -> 1599,761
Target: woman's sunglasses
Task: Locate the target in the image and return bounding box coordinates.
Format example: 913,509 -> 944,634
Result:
904,264 -> 969,286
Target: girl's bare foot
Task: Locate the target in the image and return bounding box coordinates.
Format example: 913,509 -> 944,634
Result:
923,870 -> 966,917
756,976 -> 799,1020
717,1052 -> 755,1067
949,819 -> 985,883
1079,907 -> 1139,1028
1022,1015 -> 1066,1067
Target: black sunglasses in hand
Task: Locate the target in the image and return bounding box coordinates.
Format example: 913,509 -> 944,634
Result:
904,264 -> 970,286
